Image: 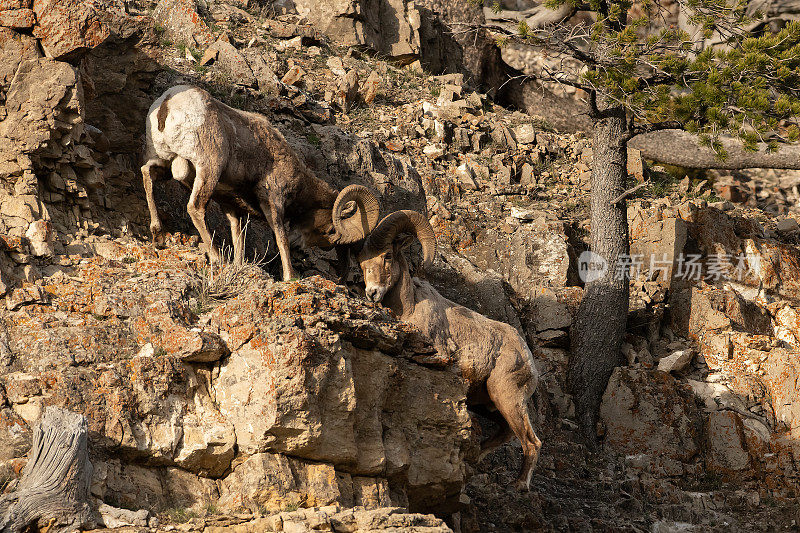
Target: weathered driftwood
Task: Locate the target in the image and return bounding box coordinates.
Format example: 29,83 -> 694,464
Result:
631,129 -> 800,170
0,406 -> 95,533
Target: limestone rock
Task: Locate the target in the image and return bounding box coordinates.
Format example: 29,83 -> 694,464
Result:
336,69 -> 359,112
0,8 -> 34,29
281,64 -> 304,86
32,0 -> 110,61
1,57 -> 82,154
218,453 -> 362,513
205,39 -> 257,87
463,219 -> 572,299
241,48 -> 280,95
763,348 -> 800,441
0,407 -> 31,462
152,0 -> 215,48
294,0 -> 421,59
361,70 -> 381,104
97,502 -> 150,528
0,28 -> 40,93
210,277 -> 472,511
24,219 -> 54,257
776,217 -> 800,234
705,411 -> 752,478
628,213 -> 687,286
600,368 -> 701,472
513,123 -> 537,145
657,350 -> 693,373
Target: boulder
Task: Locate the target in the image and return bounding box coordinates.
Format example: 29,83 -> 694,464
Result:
763,348 -> 800,439
657,349 -> 693,373
628,212 -> 687,286
0,28 -> 40,94
293,0 -> 421,60
705,411 -> 752,478
205,39 -> 257,87
600,368 -> 701,473
241,48 -> 280,95
151,0 -> 215,48
32,0 -> 110,61
466,219 -> 572,298
0,8 -> 34,29
217,453 -> 398,513
0,58 -> 83,155
24,219 -> 54,256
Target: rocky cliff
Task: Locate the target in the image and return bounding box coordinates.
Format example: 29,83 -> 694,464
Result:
3,0 -> 800,531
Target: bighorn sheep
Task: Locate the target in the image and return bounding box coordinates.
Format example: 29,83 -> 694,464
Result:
357,210 -> 542,490
141,85 -> 380,280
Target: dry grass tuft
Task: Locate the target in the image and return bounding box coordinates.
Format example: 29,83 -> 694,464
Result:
193,223 -> 274,309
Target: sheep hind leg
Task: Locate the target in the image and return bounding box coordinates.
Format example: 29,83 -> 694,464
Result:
141,159 -> 169,245
186,163 -> 222,264
472,404 -> 514,462
486,374 -> 541,491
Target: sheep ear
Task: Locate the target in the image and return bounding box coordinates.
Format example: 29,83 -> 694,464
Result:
396,235 -> 415,251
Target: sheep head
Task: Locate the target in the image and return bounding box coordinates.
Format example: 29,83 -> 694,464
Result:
358,210 -> 435,303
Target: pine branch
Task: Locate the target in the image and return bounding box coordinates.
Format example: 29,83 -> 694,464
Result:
631,121 -> 685,137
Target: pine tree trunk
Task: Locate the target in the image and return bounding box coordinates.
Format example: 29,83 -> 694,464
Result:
0,406 -> 95,532
568,106 -> 630,446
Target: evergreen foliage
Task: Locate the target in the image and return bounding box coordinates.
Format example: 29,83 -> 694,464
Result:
493,0 -> 800,154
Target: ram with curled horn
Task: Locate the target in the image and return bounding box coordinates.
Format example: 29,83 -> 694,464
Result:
141,85 -> 381,280
358,210 -> 543,490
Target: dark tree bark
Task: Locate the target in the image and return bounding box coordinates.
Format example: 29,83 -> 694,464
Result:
0,406 -> 95,533
568,104 -> 629,446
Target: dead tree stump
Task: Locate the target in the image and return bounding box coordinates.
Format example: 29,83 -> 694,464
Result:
0,406 -> 95,532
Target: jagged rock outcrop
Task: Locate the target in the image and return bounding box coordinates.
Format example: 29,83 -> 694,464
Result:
0,241 -> 473,517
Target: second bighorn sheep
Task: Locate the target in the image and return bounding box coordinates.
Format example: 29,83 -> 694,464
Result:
141,85 -> 380,280
358,211 -> 542,490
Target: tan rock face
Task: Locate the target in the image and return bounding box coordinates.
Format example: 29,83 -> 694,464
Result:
209,277 -> 473,512
0,245 -> 473,514
217,453 -> 388,513
32,0 -> 110,61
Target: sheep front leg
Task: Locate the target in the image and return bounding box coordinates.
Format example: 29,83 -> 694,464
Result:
186,164 -> 222,264
260,199 -> 295,281
141,159 -> 168,245
223,206 -> 244,265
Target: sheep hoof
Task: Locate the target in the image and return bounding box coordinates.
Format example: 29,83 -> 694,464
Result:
150,230 -> 165,247
513,479 -> 530,492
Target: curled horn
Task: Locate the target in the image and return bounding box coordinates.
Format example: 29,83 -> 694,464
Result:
332,184 -> 381,244
364,210 -> 436,269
